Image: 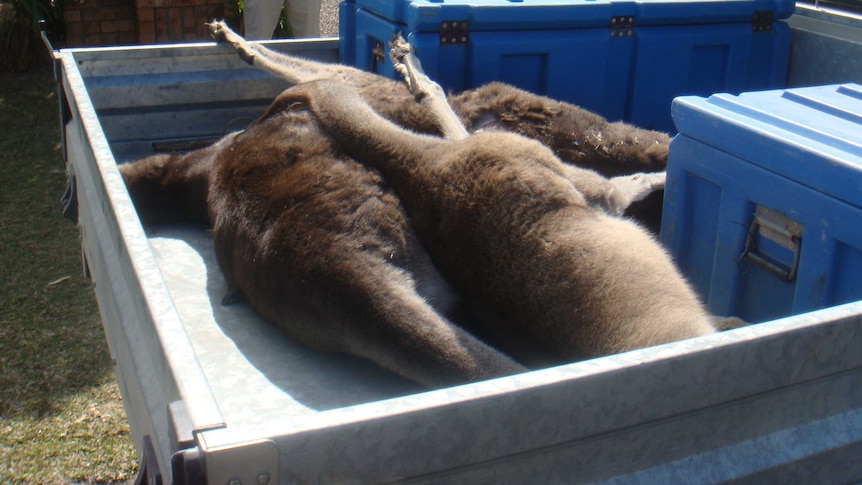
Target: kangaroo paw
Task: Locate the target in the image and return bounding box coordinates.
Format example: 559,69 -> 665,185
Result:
208,20 -> 256,66
389,34 -> 426,100
611,172 -> 666,206
389,33 -> 469,140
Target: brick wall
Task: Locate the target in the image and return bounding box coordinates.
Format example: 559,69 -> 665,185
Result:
63,0 -> 226,46
63,0 -> 138,46
135,0 -> 226,44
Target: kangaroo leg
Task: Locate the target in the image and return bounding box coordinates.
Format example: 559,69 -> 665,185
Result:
209,20 -> 341,84
332,262 -> 526,387
555,163 -> 666,216
388,34 -> 469,140
608,171 -> 666,208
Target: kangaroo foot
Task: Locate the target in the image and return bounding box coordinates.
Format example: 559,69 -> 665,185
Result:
208,20 -> 256,66
607,172 -> 666,215
389,34 -> 426,101
389,34 -> 469,140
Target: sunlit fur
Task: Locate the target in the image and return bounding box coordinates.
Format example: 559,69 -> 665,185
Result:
274,80 -> 716,367
121,108 -> 525,388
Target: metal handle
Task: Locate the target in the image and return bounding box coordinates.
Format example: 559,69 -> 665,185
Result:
739,206 -> 802,282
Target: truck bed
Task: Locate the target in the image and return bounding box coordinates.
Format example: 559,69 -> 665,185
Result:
54,35 -> 862,484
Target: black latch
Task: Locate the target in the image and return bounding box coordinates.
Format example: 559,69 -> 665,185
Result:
751,11 -> 773,32
371,40 -> 386,72
609,16 -> 634,38
440,21 -> 470,44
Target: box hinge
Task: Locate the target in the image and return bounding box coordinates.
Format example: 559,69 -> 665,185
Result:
751,11 -> 773,32
609,16 -> 634,38
440,21 -> 470,44
740,205 -> 803,281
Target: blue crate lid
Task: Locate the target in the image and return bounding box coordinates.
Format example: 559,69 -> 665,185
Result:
352,0 -> 795,31
672,83 -> 862,210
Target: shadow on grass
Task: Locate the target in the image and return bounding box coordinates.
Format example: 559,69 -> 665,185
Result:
0,55 -> 138,483
0,65 -> 116,419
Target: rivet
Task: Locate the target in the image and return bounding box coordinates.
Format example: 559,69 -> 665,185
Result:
228,479 -> 241,485
257,472 -> 271,485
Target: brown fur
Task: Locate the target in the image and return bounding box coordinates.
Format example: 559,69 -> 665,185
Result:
118,27 -> 692,386
120,133 -> 237,226
451,83 -> 670,177
276,79 -> 716,366
122,108 -> 525,388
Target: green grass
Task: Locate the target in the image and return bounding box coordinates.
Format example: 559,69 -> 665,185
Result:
0,66 -> 138,483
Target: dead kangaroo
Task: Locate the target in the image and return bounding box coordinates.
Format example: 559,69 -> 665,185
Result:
120,33 -> 707,386
273,68 -> 716,366
121,100 -> 526,389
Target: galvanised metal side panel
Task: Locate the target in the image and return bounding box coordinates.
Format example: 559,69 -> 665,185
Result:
65,40 -> 339,162
194,302 -> 862,483
58,49 -> 226,481
786,9 -> 862,88
66,39 -> 340,78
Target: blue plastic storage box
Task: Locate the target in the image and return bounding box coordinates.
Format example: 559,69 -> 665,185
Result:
339,0 -> 793,132
660,83 -> 862,323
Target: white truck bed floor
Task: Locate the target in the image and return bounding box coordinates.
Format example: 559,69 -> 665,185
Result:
147,224 -> 421,427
